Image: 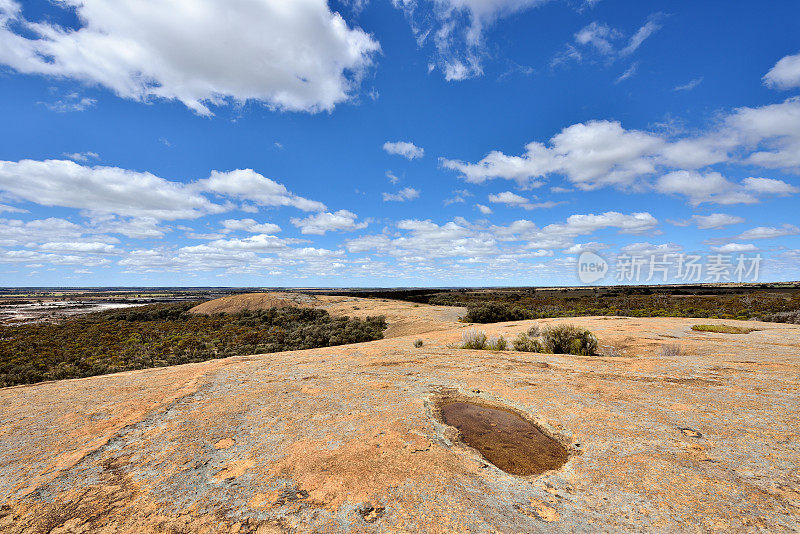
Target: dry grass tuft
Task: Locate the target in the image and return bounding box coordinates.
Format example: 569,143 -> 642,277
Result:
460,329 -> 508,351
527,323 -> 542,337
461,328 -> 488,349
599,340 -> 629,357
658,343 -> 684,357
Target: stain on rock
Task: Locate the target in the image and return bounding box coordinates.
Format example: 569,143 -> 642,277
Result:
679,427 -> 703,438
436,395 -> 570,476
275,488 -> 308,506
359,504 -> 385,523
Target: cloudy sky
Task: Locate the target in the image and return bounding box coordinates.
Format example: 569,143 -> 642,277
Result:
1,0 -> 799,286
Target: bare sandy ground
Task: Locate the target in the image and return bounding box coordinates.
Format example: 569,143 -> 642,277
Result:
1,303 -> 799,532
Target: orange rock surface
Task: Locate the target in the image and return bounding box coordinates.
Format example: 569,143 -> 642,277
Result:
1,302 -> 799,533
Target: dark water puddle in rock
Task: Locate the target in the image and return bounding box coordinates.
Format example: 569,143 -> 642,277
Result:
438,398 -> 569,476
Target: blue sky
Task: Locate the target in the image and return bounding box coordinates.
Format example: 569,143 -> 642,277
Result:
1,0 -> 799,287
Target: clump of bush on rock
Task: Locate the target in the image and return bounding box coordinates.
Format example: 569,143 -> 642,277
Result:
513,324 -> 598,356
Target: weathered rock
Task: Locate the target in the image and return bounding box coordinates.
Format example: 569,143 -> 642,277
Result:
1,315 -> 799,532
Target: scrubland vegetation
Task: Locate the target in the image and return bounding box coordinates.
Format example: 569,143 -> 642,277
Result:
364,285 -> 800,324
764,310 -> 800,324
0,302 -> 386,387
462,303 -> 532,323
461,329 -> 509,351
462,324 -> 598,356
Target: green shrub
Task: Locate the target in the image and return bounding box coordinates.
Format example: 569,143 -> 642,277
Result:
462,303 -> 532,323
513,332 -> 543,352
487,336 -> 508,351
414,339 -> 424,348
541,324 -> 598,356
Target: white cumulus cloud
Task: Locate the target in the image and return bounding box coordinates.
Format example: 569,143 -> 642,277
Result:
442,119 -> 662,189
0,217 -> 98,248
619,242 -> 682,256
291,210 -> 368,235
345,211 -> 659,264
37,241 -> 120,254
441,98 -> 800,195
62,151 -> 99,163
197,169 -> 326,212
0,0 -> 380,115
87,215 -> 167,239
711,243 -> 758,253
655,171 -> 757,206
0,159 -> 223,220
221,219 -> 281,234
563,241 -> 611,254
0,160 -> 329,222
742,177 -> 799,195
383,141 -> 424,159
764,52 -> 800,90
487,191 -> 560,210
689,213 -> 745,230
383,187 -> 420,202
737,224 -> 800,240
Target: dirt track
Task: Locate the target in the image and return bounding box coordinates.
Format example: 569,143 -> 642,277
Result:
1,300 -> 799,533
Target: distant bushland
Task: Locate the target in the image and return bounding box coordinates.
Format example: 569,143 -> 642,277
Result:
462,303 -> 533,323
0,302 -> 386,387
424,286 -> 800,323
